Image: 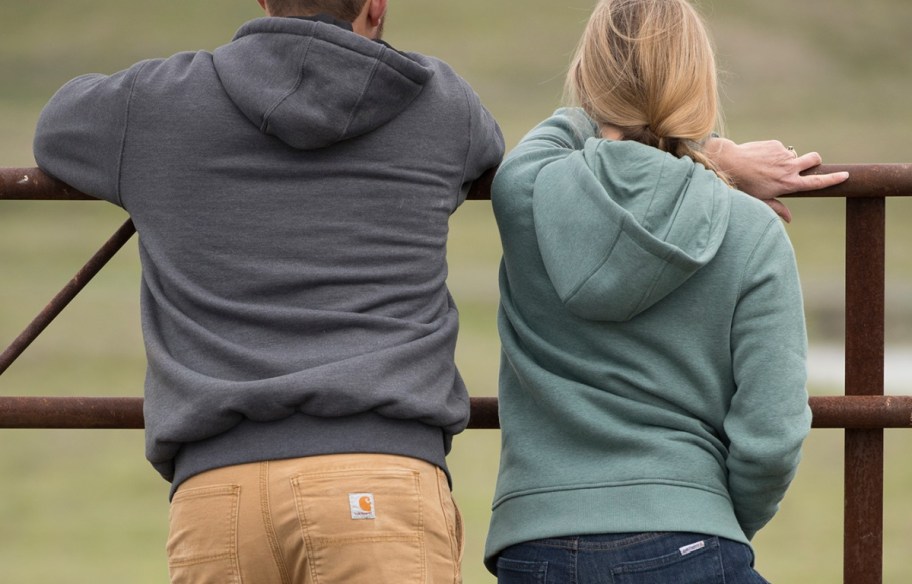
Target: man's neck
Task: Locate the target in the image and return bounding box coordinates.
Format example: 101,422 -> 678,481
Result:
289,14 -> 353,32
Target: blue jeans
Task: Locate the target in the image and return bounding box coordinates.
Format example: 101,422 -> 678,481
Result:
495,532 -> 770,584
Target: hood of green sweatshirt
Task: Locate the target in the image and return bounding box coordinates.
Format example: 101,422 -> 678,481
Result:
532,139 -> 732,322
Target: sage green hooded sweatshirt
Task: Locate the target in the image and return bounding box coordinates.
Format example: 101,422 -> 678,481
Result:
484,109 -> 810,572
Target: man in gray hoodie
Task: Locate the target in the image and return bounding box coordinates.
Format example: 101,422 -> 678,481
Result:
34,0 -> 503,582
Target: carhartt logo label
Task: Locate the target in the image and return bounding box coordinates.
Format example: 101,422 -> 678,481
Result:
349,493 -> 376,520
679,540 -> 705,556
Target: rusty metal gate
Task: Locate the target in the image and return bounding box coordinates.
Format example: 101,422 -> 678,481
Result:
2,164 -> 912,584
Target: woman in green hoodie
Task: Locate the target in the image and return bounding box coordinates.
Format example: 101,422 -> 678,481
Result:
485,0 -> 816,582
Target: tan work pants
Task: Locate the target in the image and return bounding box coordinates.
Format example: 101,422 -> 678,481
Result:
167,453 -> 464,584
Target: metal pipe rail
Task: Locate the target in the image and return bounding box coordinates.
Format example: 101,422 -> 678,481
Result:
0,167 -> 95,200
0,395 -> 911,430
0,220 -> 136,376
5,164 -> 912,202
2,163 -> 912,584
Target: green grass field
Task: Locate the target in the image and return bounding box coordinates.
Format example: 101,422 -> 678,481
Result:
1,1 -> 911,582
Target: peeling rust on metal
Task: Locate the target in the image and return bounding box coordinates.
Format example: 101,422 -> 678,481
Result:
810,396 -> 912,428
0,397 -> 144,429
0,167 -> 95,200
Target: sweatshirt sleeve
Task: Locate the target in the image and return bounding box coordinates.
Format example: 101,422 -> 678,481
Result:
725,217 -> 811,539
513,107 -> 599,157
33,63 -> 147,206
490,107 -> 597,207
457,80 -> 504,202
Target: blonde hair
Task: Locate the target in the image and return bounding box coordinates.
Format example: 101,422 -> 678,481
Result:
568,0 -> 729,182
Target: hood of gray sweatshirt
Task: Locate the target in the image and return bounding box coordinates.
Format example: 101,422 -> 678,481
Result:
214,17 -> 432,150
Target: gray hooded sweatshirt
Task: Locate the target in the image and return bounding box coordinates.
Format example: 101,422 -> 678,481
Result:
34,16 -> 504,491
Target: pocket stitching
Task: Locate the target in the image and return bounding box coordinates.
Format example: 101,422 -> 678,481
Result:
168,484 -> 241,568
435,467 -> 461,583
612,536 -> 721,575
291,468 -> 425,584
291,469 -> 423,544
497,556 -> 549,582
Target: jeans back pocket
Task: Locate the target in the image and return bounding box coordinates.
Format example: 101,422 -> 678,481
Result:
167,484 -> 241,584
496,557 -> 548,584
292,468 -> 425,584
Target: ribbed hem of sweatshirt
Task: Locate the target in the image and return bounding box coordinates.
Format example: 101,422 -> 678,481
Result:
483,483 -> 750,574
169,411 -> 449,499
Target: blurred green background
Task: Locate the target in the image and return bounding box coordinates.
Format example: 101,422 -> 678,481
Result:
1,1 -> 911,582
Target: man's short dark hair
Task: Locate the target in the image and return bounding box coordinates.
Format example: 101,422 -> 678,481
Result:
266,0 -> 369,21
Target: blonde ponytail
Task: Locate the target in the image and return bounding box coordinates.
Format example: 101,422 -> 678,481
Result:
567,0 -> 731,184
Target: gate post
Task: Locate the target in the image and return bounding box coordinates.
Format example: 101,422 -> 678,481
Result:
843,197 -> 885,584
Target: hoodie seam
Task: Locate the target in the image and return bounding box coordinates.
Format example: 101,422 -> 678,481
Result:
561,223 -> 622,304
658,165 -> 696,241
628,252 -> 674,318
339,46 -> 384,142
639,150 -> 667,232
560,203 -> 683,320
546,152 -> 623,306
456,80 -> 477,208
734,217 -> 780,302
260,34 -> 315,133
627,165 -> 708,317
630,156 -> 693,317
114,60 -> 153,207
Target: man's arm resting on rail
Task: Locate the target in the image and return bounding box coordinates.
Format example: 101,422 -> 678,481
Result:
34,64 -> 148,206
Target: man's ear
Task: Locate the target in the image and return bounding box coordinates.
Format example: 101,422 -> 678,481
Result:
257,0 -> 268,13
367,0 -> 388,28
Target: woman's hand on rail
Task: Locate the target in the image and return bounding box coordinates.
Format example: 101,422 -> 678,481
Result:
705,137 -> 850,223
